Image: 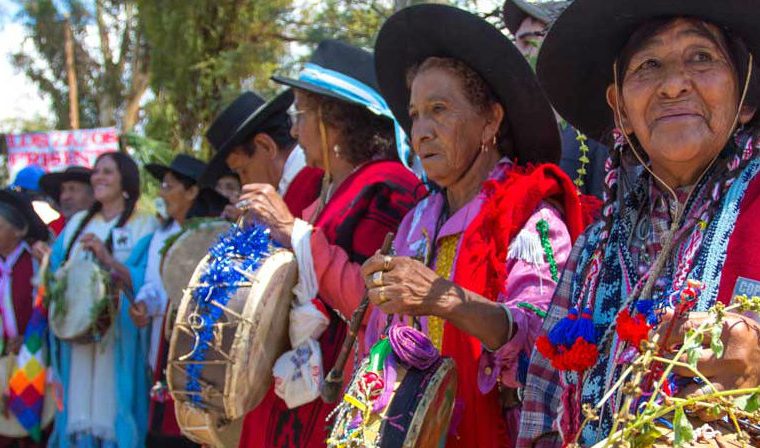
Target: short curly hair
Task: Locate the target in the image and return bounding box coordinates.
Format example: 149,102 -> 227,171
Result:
304,92 -> 396,165
406,56 -> 513,156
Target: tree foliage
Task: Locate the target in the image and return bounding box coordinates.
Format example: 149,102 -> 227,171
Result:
11,0 -> 150,131
136,0 -> 293,153
10,0 -> 504,159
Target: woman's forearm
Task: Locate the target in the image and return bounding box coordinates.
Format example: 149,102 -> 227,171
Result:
433,282 -> 512,350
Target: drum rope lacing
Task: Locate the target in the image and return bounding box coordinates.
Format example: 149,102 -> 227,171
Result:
177,223 -> 273,406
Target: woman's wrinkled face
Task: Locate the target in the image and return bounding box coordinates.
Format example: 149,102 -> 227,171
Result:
611,19 -> 751,178
91,155 -> 123,204
408,67 -> 491,188
291,90 -> 325,168
159,172 -> 197,221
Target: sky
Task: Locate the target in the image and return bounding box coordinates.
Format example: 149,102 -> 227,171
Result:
0,0 -> 51,131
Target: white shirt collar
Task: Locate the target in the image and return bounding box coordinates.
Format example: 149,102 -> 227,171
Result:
278,145 -> 307,195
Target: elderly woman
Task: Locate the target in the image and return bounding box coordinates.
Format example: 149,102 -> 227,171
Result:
519,0 -> 760,447
359,5 -> 587,448
235,40 -> 425,448
0,190 -> 49,447
44,152 -> 158,448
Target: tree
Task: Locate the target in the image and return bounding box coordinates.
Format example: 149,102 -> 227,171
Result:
11,0 -> 150,131
137,0 -> 293,153
136,0 -> 499,155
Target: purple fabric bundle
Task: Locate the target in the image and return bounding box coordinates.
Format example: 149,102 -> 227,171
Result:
388,323 -> 440,370
370,324 -> 441,413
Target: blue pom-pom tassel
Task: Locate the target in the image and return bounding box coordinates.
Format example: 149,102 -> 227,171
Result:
185,223 -> 273,406
537,307 -> 599,372
635,299 -> 660,326
547,307 -> 597,348
547,308 -> 579,347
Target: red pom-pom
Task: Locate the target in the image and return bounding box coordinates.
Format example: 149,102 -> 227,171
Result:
615,309 -> 651,349
358,372 -> 385,400
538,335 -> 598,372
536,335 -> 556,360
553,337 -> 599,372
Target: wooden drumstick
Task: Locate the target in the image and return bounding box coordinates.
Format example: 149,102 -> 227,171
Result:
320,232 -> 395,404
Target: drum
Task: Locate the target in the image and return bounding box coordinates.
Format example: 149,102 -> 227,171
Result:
167,240 -> 296,447
0,355 -> 56,437
174,400 -> 243,448
49,257 -> 112,343
161,220 -> 231,340
328,356 -> 458,447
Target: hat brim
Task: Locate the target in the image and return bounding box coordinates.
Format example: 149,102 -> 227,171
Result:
199,151 -> 232,187
0,190 -> 49,242
503,1 -> 528,35
39,171 -> 91,201
187,187 -> 230,219
145,163 -> 170,182
217,90 -> 294,156
272,75 -> 378,112
201,90 -> 294,186
375,4 -> 560,165
537,0 -> 760,140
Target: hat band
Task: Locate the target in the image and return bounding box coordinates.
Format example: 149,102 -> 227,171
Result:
298,63 -> 420,177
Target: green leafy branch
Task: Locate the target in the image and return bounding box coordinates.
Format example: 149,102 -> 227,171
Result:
569,295 -> 760,448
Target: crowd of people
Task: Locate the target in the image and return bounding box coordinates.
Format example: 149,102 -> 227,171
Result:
1,0 -> 759,447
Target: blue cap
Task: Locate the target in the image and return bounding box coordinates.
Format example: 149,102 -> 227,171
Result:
10,165 -> 46,192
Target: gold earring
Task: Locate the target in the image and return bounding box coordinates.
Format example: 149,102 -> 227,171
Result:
333,145 -> 341,158
480,141 -> 489,154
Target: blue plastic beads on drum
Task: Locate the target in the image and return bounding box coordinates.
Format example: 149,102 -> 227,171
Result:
185,223 -> 273,406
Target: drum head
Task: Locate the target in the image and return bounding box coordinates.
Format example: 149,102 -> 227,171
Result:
167,249 -> 296,421
174,401 -> 242,448
161,220 -> 231,340
50,258 -> 107,341
227,250 -> 296,418
0,356 -> 56,438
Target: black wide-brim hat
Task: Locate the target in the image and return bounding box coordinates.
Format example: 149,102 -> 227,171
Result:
190,187 -> 230,219
202,90 -> 294,186
537,0 -> 760,141
272,39 -> 381,108
39,166 -> 92,202
503,0 -> 570,36
0,190 -> 49,243
375,4 -> 561,165
146,154 -> 207,184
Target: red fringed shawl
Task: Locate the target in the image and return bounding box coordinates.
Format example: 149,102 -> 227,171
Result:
442,163 -> 587,448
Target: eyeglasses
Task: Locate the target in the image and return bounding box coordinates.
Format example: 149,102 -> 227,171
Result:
288,108 -> 309,125
159,181 -> 177,191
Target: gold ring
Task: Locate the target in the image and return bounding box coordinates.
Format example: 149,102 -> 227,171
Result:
383,255 -> 392,271
372,271 -> 384,287
378,286 -> 388,304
